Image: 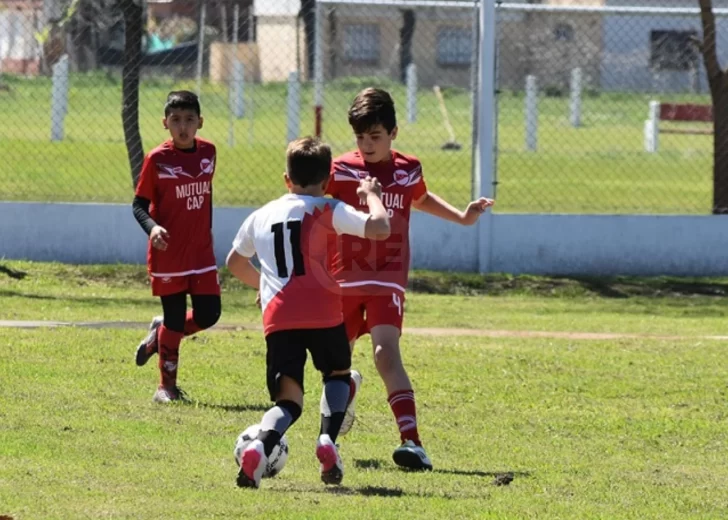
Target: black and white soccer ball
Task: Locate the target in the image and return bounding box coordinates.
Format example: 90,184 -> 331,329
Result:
233,424 -> 289,478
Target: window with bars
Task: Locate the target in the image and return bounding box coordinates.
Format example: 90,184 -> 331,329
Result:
343,24 -> 380,64
437,26 -> 472,67
650,30 -> 699,72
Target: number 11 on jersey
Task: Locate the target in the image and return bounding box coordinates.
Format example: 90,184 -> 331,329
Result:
271,220 -> 305,278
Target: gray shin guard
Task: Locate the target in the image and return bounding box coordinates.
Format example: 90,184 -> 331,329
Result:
320,380 -> 350,417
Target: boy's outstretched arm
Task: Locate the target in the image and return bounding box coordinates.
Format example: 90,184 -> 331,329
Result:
413,191 -> 494,226
226,250 -> 260,290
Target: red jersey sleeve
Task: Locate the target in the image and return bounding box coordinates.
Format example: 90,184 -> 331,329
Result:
135,154 -> 157,201
411,161 -> 428,201
208,142 -> 218,175
325,164 -> 340,198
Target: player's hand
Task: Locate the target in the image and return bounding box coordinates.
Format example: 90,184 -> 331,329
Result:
149,226 -> 170,251
461,197 -> 495,225
255,290 -> 261,309
357,176 -> 382,201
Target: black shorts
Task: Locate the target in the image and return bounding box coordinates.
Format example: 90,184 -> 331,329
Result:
264,323 -> 351,401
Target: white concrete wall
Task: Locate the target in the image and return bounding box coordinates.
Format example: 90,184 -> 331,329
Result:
490,214 -> 728,276
2,202 -> 728,276
0,203 -> 253,266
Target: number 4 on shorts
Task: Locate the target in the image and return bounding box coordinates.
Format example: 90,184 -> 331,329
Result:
392,293 -> 402,317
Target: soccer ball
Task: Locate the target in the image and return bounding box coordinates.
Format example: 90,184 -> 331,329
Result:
233,424 -> 289,478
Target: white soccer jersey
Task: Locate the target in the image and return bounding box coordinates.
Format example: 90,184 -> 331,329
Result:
233,194 -> 369,334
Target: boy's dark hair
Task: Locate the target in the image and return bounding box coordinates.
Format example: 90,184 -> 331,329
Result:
348,87 -> 397,134
286,137 -> 332,188
164,90 -> 201,116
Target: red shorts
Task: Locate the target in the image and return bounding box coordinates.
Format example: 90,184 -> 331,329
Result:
341,285 -> 405,342
151,269 -> 220,297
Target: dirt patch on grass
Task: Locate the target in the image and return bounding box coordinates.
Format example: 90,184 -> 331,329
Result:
2,320 -> 726,341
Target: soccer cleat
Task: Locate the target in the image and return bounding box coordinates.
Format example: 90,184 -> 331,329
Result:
316,434 -> 344,485
392,440 -> 433,471
236,440 -> 267,489
135,316 -> 163,367
152,385 -> 189,404
338,370 -> 362,437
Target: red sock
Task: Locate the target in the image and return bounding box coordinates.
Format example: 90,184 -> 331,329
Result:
183,310 -> 202,336
388,389 -> 421,446
158,325 -> 183,389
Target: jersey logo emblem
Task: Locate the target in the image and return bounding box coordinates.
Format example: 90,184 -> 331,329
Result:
200,158 -> 215,175
393,169 -> 409,186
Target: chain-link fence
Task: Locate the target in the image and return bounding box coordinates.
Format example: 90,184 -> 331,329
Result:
0,0 -> 477,209
1,0 -> 727,214
495,2 -> 728,214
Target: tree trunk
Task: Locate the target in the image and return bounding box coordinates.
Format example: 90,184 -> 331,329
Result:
712,76 -> 728,212
399,10 -> 416,84
699,0 -> 728,213
300,0 -> 315,81
120,0 -> 144,188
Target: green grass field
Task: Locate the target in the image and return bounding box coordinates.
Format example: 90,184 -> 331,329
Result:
2,261 -> 728,518
0,73 -> 716,214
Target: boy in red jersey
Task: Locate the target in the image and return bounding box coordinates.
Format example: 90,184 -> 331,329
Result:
323,88 -> 495,470
226,137 -> 390,489
132,91 -> 221,403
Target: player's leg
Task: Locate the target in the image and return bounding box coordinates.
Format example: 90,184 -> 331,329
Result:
185,271 -> 222,335
316,372 -> 348,486
238,377 -> 303,489
136,274 -> 220,366
237,330 -> 305,489
186,294 -> 221,333
330,293 -> 365,437
319,371 -> 351,442
368,291 -> 432,471
134,274 -> 187,367
153,291 -> 188,403
309,324 -> 352,485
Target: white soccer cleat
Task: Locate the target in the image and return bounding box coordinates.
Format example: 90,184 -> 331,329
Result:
152,385 -> 189,404
316,434 -> 344,485
338,370 -> 362,437
236,439 -> 267,489
392,440 -> 433,471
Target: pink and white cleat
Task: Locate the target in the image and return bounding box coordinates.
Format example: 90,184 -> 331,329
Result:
316,434 -> 344,485
236,439 -> 267,489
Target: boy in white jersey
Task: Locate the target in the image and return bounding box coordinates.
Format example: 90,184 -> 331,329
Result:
226,137 -> 390,489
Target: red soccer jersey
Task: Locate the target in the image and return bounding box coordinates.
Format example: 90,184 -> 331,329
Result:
135,137 -> 217,277
233,194 -> 370,335
326,149 -> 427,293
